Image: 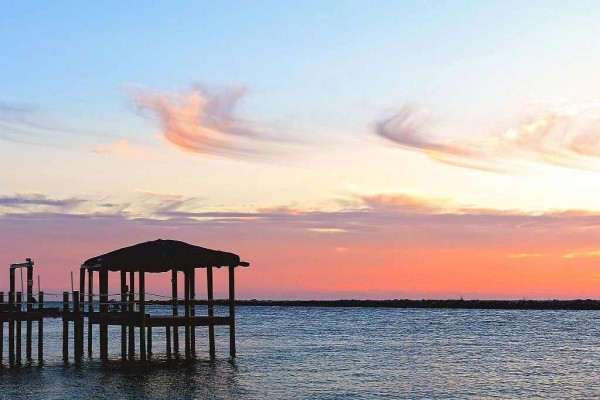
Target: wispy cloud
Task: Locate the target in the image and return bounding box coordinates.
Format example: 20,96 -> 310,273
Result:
562,250 -> 600,259
91,139 -> 162,161
0,193 -> 85,211
0,102 -> 64,146
132,85 -> 297,159
507,253 -> 544,259
374,102 -> 600,173
307,228 -> 348,234
0,101 -> 121,153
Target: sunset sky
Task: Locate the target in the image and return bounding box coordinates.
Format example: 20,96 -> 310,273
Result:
1,1 -> 599,299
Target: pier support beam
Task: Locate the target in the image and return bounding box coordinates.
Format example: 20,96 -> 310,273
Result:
139,270 -> 146,362
99,269 -> 108,360
229,266 -> 236,358
120,271 -> 127,361
207,266 -> 215,358
0,292 -> 3,364
73,290 -> 81,363
128,271 -> 135,361
16,292 -> 22,366
9,270 -> 15,367
26,265 -> 33,361
62,292 -> 69,362
171,269 -> 179,356
184,270 -> 190,360
87,269 -> 93,356
190,267 -> 196,357
38,291 -> 43,363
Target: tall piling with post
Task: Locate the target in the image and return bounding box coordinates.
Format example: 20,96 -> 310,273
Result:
99,269 -> 108,360
87,268 -> 93,356
184,270 -> 190,359
8,290 -> 14,367
207,266 -> 215,358
16,292 -> 22,366
73,290 -> 81,362
38,291 -> 43,363
120,271 -> 127,361
26,265 -> 33,361
0,292 -> 4,364
171,269 -> 179,356
139,270 -> 146,362
62,292 -> 69,362
9,269 -> 15,367
229,266 -> 236,358
190,267 -> 196,357
78,268 -> 85,360
128,271 -> 135,361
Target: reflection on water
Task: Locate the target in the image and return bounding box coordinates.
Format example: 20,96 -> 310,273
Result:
0,305 -> 599,399
0,360 -> 244,400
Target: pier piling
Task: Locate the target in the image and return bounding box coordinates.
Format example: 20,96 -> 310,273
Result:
38,291 -> 43,363
62,292 -> 69,362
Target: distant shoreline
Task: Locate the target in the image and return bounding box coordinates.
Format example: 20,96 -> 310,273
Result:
146,299 -> 600,310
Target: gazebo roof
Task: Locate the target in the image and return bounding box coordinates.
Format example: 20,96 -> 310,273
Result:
82,239 -> 249,272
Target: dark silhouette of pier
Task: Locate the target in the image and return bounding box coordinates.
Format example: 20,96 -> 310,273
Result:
0,239 -> 249,368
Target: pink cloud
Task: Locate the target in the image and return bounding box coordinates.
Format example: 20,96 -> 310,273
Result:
132,85 -> 294,159
375,102 -> 600,172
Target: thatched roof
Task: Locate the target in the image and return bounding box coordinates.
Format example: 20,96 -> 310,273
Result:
82,239 -> 249,272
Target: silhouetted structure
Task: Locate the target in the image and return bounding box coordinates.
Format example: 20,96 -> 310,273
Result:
79,239 -> 249,362
0,240 -> 249,368
0,259 -> 51,367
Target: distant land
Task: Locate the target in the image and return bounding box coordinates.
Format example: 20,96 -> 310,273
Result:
147,299 -> 600,310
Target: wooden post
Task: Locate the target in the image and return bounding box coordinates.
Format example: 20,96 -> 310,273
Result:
78,268 -> 85,359
120,271 -> 127,361
184,270 -> 190,360
99,269 -> 108,360
0,292 -> 4,364
190,267 -> 196,357
207,266 -> 215,358
38,291 -> 43,363
73,290 -> 81,362
62,291 -> 69,362
229,266 -> 236,357
9,268 -> 15,367
87,268 -> 93,356
26,265 -> 33,361
139,270 -> 146,362
172,269 -> 179,356
8,290 -> 14,367
78,268 -> 85,360
16,292 -> 22,366
128,271 -> 135,361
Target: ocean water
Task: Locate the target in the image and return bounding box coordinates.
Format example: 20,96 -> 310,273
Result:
0,305 -> 599,399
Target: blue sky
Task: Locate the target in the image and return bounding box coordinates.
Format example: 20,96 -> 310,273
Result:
3,0 -> 597,126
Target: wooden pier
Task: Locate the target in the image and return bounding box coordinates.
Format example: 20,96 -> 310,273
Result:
0,240 -> 249,368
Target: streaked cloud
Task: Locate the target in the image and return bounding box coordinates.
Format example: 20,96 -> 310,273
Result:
358,192 -> 454,212
562,250 -> 600,259
0,193 -> 85,211
507,253 -> 544,259
374,102 -> 600,172
91,139 -> 163,161
307,228 -> 348,234
132,85 -> 297,159
0,102 -> 64,146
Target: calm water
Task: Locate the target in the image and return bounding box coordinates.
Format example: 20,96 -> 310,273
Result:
0,305 -> 599,399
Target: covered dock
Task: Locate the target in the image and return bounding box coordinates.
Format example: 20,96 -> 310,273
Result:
78,239 -> 250,362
